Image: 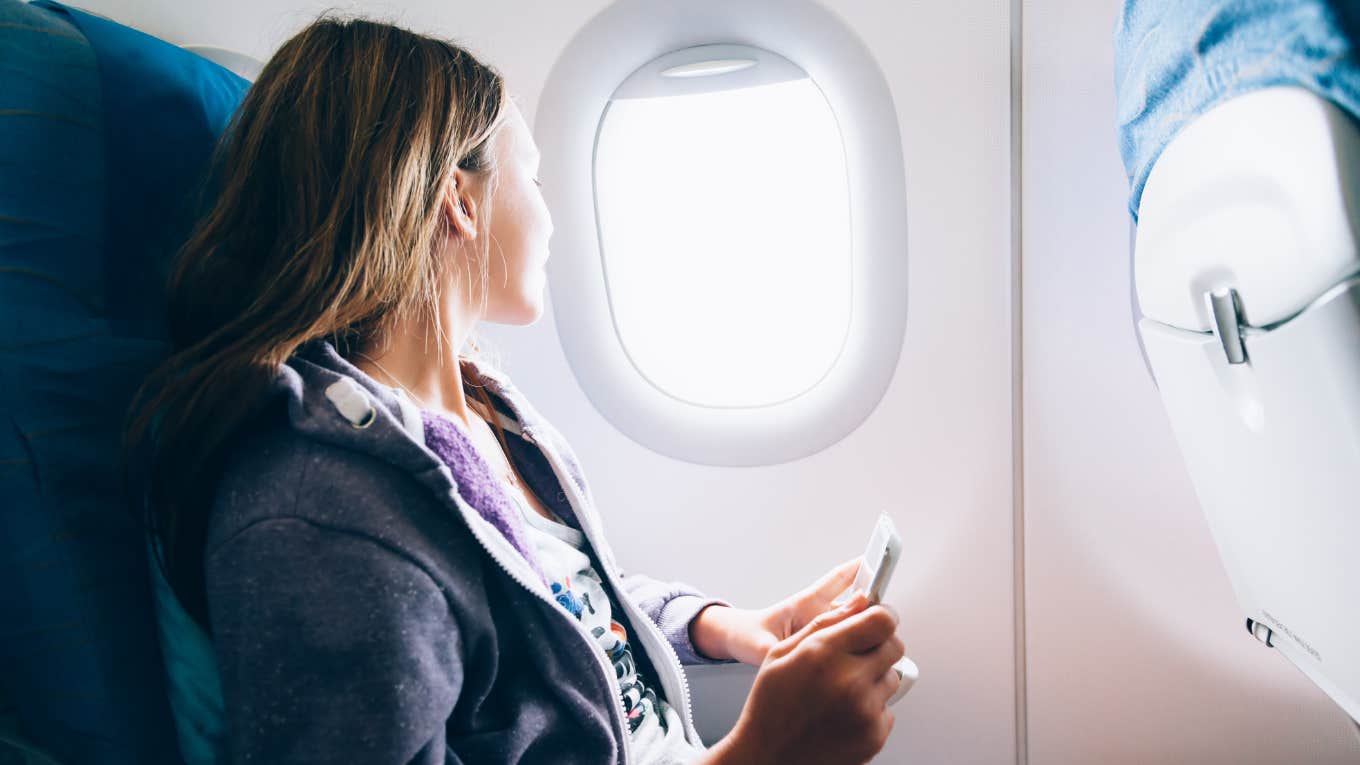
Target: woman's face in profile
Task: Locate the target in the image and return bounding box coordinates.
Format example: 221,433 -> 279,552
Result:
472,99 -> 554,326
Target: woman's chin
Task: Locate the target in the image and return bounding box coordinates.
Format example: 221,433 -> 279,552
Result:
520,299 -> 546,325
520,273 -> 549,324
485,276 -> 547,326
508,293 -> 546,326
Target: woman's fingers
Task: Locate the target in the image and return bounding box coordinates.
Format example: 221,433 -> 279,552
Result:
823,604 -> 899,654
795,556 -> 863,610
861,633 -> 906,671
870,664 -> 903,707
817,556 -> 863,594
779,591 -> 869,652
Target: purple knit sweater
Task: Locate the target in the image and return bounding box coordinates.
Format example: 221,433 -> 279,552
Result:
420,408 -> 551,587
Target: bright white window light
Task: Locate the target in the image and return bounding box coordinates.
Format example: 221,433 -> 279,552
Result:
593,51 -> 852,408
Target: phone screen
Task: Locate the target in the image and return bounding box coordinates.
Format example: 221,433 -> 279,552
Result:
836,513 -> 901,606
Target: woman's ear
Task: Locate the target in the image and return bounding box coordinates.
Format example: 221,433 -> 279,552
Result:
442,171 -> 478,240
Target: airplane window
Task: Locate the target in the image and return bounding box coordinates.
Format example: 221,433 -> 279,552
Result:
593,45 -> 852,408
538,10 -> 907,465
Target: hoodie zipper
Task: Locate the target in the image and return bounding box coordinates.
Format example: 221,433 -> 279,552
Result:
529,436 -> 703,749
449,490 -> 636,764
469,397 -> 701,747
387,386 -> 693,759
384,387 -> 633,759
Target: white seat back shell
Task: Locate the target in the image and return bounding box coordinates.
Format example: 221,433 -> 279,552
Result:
1134,86 -> 1360,722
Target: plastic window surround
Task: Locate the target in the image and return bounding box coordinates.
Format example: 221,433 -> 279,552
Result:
536,0 -> 908,466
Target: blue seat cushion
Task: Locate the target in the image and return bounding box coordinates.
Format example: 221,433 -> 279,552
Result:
0,1 -> 247,762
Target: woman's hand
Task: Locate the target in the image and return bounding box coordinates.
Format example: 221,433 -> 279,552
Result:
699,592 -> 905,765
689,557 -> 862,666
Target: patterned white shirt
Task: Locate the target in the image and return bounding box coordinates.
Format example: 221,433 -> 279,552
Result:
507,491 -> 703,764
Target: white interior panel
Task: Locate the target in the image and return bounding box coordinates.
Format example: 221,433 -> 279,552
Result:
526,1 -> 1015,760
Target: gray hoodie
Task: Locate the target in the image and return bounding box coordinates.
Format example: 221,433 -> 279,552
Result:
204,338 -> 736,764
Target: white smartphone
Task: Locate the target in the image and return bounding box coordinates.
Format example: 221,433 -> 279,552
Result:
834,512 -> 902,606
831,513 -> 917,704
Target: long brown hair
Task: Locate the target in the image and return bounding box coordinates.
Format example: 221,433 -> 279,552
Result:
124,15 -> 510,629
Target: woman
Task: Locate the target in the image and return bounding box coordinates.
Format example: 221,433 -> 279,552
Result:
126,15 -> 904,765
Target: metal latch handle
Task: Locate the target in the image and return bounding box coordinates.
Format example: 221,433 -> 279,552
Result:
1206,288 -> 1249,365
1246,618 -> 1275,648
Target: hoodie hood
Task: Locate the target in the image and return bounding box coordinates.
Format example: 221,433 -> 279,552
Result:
268,337 -> 597,591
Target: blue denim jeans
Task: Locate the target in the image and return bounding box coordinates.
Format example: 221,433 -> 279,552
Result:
1115,0 -> 1360,220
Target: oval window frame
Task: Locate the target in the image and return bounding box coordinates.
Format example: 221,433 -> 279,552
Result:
536,0 -> 908,466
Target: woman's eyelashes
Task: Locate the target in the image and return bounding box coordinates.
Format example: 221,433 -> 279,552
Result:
532,176 -> 543,188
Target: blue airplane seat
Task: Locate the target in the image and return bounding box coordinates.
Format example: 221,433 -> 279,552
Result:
0,1 -> 248,762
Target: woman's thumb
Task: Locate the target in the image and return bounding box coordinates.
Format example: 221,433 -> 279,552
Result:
777,591 -> 868,654
811,556 -> 862,599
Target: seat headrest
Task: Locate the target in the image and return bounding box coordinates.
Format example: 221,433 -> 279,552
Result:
1,3 -> 248,763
